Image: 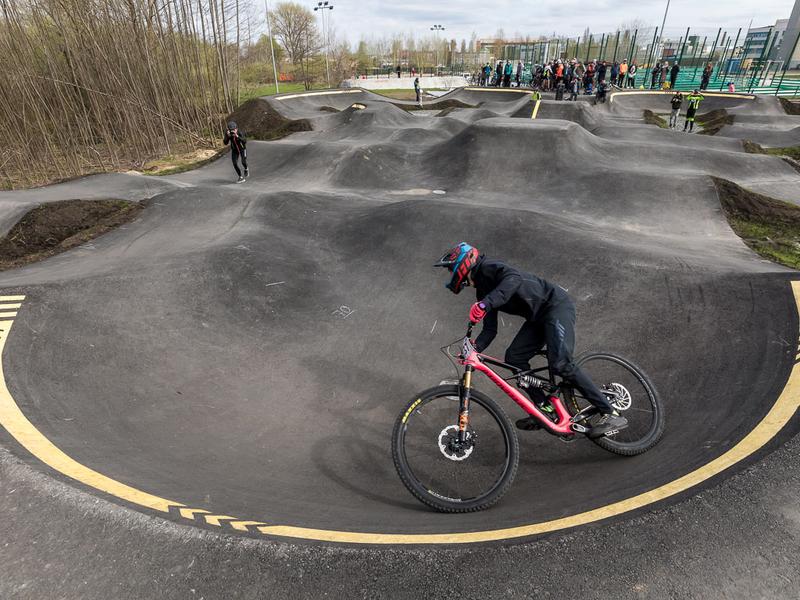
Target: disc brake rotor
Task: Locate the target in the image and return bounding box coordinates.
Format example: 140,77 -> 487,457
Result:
437,425 -> 475,461
605,382 -> 633,411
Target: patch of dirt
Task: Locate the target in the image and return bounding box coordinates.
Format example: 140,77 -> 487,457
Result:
742,139 -> 766,154
741,140 -> 800,173
643,110 -> 668,128
0,199 -> 144,271
142,148 -> 225,175
779,97 -> 800,115
713,176 -> 800,269
225,98 -> 312,140
696,109 -> 734,136
393,99 -> 477,112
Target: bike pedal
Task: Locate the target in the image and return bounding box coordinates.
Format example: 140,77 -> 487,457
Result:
604,429 -> 620,437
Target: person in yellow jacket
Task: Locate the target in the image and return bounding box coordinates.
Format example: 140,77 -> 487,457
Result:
683,90 -> 704,132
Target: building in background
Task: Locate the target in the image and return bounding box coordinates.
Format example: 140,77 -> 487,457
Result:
779,0 -> 800,68
744,20 -> 788,60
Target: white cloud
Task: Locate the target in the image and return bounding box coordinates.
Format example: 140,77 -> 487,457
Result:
315,0 -> 795,46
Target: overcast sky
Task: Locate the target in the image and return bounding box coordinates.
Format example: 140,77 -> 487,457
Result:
315,0 -> 796,46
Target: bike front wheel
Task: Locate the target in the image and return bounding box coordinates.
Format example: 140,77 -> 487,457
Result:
568,352 -> 665,456
392,385 -> 519,513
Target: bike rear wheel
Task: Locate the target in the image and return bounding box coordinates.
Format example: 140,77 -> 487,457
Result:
392,385 -> 519,512
568,352 -> 665,456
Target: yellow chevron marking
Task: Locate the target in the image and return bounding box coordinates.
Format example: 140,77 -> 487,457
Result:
0,296 -> 25,301
229,520 -> 267,531
0,303 -> 22,309
0,312 -> 18,318
178,507 -> 211,520
203,514 -> 237,526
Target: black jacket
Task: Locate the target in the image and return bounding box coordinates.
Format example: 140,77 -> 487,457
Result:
224,130 -> 247,154
472,256 -> 570,351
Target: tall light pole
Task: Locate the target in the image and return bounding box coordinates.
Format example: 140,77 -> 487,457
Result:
314,1 -> 333,87
265,0 -> 280,93
658,0 -> 671,59
431,24 -> 445,75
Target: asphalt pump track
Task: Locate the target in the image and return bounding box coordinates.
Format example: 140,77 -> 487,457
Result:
0,88 -> 799,545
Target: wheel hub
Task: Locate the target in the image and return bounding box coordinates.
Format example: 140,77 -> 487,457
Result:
605,382 -> 633,411
438,425 -> 475,461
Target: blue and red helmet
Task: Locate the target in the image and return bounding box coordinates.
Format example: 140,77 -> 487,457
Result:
434,242 -> 480,294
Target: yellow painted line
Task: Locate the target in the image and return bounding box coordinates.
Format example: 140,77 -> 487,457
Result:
230,520 -> 268,531
275,90 -> 363,101
0,296 -> 25,301
531,99 -> 541,119
0,316 -> 184,513
464,87 -> 533,94
0,285 -> 799,544
0,312 -> 18,318
0,303 -> 22,310
204,514 -> 236,526
178,507 -> 210,519
609,90 -> 755,105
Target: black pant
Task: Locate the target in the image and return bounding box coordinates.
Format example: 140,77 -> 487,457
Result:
231,149 -> 247,176
504,301 -> 614,414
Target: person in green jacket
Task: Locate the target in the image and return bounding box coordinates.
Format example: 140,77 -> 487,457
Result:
683,90 -> 704,132
503,60 -> 513,87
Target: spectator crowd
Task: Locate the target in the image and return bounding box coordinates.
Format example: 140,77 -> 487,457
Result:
474,58 -> 717,95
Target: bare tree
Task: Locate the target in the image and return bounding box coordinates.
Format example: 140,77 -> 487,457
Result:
269,1 -> 321,88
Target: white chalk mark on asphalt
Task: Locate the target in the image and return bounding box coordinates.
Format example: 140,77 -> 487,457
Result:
333,305 -> 356,319
430,320 -> 437,334
265,281 -> 285,287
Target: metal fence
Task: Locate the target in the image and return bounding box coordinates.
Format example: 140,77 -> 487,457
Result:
364,24 -> 800,96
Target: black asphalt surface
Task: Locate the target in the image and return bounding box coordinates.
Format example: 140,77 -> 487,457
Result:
0,88 -> 799,588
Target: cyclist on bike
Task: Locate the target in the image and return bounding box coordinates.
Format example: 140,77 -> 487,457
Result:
434,242 -> 628,436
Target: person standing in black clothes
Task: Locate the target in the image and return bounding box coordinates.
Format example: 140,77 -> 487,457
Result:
223,121 -> 248,183
669,62 -> 680,89
597,61 -> 607,85
700,63 -> 713,90
495,60 -> 503,87
651,63 -> 661,89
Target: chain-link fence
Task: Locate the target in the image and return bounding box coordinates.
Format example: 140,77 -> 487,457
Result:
361,24 -> 800,95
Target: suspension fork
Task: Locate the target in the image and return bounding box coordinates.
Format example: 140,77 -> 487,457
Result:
458,365 -> 473,442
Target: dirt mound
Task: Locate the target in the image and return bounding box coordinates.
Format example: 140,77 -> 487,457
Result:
226,98 -> 312,140
779,98 -> 800,115
697,109 -> 734,136
643,109 -> 668,128
713,176 -> 800,268
0,199 -> 143,270
393,99 -> 477,112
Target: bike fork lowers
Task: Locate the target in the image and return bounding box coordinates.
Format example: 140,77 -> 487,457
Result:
458,366 -> 473,442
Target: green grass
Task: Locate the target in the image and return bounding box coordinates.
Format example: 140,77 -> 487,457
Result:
239,82 -> 318,102
742,139 -> 800,161
714,177 -> 800,269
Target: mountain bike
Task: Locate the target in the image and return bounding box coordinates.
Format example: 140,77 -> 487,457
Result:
391,323 -> 665,513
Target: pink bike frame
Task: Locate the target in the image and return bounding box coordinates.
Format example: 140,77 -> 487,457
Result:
461,349 -> 576,436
